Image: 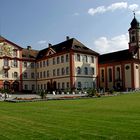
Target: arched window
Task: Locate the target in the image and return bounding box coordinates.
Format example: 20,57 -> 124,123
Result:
108,68 -> 112,82
101,69 -> 104,82
116,67 -> 121,80
77,67 -> 81,74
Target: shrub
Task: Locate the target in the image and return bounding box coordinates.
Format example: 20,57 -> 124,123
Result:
87,88 -> 96,97
38,90 -> 47,99
108,89 -> 114,94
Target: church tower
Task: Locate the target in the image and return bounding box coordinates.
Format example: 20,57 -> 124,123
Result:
128,13 -> 140,59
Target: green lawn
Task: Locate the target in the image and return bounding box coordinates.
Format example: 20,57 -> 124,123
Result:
0,93 -> 140,140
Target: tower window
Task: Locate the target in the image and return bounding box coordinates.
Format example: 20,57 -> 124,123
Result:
132,36 -> 135,42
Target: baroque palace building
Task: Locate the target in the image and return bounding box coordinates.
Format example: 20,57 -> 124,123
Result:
0,15 -> 140,93
0,36 -> 98,92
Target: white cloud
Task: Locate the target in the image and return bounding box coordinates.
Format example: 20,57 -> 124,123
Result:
93,33 -> 129,54
128,4 -> 139,11
38,40 -> 47,44
88,6 -> 106,15
88,2 -> 140,16
107,2 -> 127,11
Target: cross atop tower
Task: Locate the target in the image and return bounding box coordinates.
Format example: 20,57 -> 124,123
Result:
133,11 -> 135,17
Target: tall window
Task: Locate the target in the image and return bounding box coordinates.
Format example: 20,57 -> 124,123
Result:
61,68 -> 65,75
14,72 -> 18,78
108,68 -> 112,82
84,67 -> 88,75
57,57 -> 60,64
78,82 -> 82,89
32,85 -> 35,91
83,55 -> 88,63
13,59 -> 18,67
91,56 -> 94,63
47,70 -> 49,77
132,36 -> 135,42
101,69 -> 104,82
40,72 -> 42,78
4,58 -> 9,66
117,67 -> 121,80
77,67 -> 81,74
24,85 -> 28,90
53,69 -> 56,76
43,61 -> 45,67
61,56 -> 64,63
91,67 -> 95,75
53,58 -> 55,65
31,72 -> 35,79
66,67 -> 69,75
66,54 -> 69,62
77,54 -> 80,61
31,62 -> 34,68
62,82 -> 65,89
23,72 -> 27,79
58,83 -> 60,89
67,82 -> 69,88
43,71 -> 46,78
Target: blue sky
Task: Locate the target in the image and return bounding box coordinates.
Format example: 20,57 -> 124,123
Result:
0,0 -> 140,54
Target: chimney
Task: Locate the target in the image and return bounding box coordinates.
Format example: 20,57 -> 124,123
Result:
48,43 -> 52,48
27,46 -> 32,50
66,36 -> 70,41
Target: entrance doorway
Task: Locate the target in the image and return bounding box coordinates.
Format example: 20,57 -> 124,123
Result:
12,81 -> 19,91
4,81 -> 10,90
